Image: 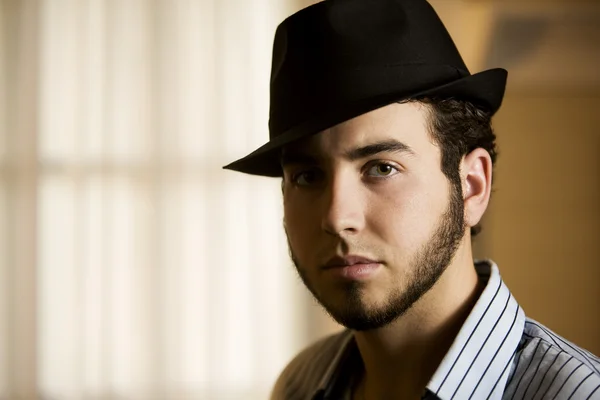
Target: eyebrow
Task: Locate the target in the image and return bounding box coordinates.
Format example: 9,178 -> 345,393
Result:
344,139 -> 415,161
281,139 -> 415,166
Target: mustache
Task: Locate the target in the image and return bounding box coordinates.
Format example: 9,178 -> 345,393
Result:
282,221 -> 386,270
283,220 -> 369,250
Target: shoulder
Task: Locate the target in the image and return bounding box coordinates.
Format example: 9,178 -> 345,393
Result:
505,318 -> 600,399
270,329 -> 353,400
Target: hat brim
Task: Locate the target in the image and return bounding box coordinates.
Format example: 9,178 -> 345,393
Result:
222,68 -> 507,177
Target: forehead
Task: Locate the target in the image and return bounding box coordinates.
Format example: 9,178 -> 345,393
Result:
281,102 -> 434,157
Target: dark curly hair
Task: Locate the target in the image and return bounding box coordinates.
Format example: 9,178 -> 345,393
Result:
405,98 -> 498,237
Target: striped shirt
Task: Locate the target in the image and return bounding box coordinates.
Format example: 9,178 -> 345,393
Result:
271,261 -> 600,399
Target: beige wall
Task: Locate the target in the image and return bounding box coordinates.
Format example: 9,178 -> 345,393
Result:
482,93 -> 600,354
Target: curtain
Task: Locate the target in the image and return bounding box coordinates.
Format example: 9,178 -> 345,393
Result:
0,0 -> 314,399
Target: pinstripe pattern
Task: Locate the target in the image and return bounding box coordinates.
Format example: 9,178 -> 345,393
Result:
270,261 -> 600,399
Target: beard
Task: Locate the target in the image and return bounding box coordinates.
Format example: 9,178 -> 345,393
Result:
286,181 -> 466,331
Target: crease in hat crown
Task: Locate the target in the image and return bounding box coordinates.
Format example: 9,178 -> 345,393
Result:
223,0 -> 507,177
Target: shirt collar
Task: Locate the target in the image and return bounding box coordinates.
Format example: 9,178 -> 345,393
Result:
312,260 -> 526,400
426,260 -> 526,399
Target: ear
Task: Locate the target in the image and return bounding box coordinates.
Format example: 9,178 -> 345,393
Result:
461,148 -> 493,229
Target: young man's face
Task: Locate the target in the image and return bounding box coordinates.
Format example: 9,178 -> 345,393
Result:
282,102 -> 466,331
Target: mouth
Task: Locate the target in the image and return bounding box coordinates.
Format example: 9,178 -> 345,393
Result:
323,255 -> 380,269
322,255 -> 382,280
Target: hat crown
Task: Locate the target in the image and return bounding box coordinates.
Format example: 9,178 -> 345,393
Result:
274,0 -> 467,72
222,0 -> 506,177
270,0 -> 469,137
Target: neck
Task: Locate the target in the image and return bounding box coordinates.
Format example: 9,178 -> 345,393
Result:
353,246 -> 484,399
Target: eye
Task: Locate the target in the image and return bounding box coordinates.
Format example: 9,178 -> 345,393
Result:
365,162 -> 400,178
292,169 -> 323,186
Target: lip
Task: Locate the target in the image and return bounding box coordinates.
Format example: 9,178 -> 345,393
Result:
323,255 -> 380,269
323,255 -> 382,280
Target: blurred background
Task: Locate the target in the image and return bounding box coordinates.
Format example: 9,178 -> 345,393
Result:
0,0 -> 598,399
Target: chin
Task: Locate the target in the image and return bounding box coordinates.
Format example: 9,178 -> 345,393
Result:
319,287 -> 403,331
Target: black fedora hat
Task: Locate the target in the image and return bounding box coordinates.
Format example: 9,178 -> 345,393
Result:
223,0 -> 507,177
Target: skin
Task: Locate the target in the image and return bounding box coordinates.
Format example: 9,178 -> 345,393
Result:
281,102 -> 493,399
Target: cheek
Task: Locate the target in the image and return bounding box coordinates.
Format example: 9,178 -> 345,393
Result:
369,183 -> 444,247
283,196 -> 315,247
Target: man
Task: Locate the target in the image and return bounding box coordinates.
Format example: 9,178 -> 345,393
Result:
223,0 -> 600,398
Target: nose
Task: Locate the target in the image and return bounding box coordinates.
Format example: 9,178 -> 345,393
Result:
320,174 -> 365,236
